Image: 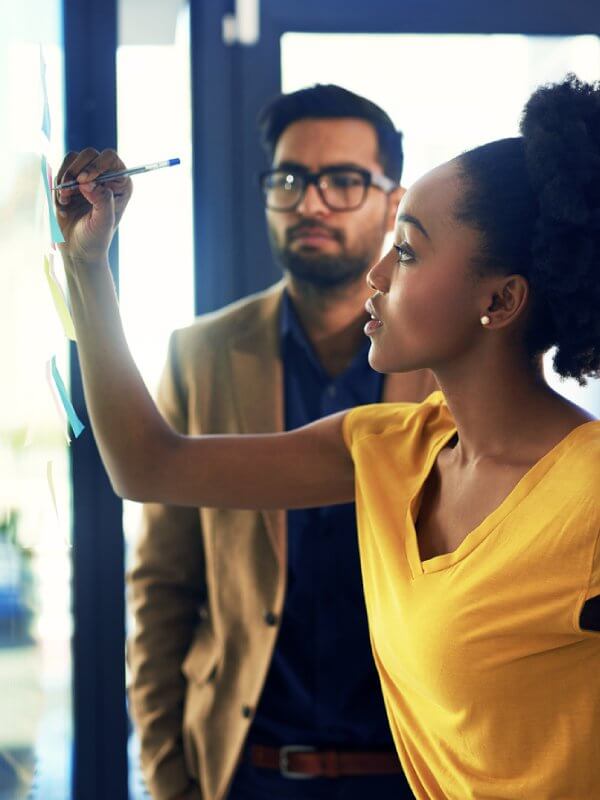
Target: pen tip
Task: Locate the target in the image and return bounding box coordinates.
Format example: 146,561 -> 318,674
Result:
169,158 -> 181,166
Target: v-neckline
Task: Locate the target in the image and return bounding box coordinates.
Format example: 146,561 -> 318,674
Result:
404,419 -> 600,579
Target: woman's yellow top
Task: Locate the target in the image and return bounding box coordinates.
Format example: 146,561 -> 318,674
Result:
343,391 -> 600,800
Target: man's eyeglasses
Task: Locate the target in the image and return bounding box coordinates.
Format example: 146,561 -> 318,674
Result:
259,166 -> 397,212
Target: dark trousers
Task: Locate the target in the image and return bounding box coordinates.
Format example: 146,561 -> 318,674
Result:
226,757 -> 416,800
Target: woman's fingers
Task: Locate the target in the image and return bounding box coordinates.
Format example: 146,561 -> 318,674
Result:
56,148 -> 100,204
55,149 -> 133,262
56,149 -> 132,205
73,149 -> 126,186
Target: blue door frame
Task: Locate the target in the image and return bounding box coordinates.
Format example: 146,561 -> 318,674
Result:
63,1 -> 128,798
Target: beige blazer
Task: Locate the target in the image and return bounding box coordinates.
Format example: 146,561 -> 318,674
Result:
127,281 -> 436,800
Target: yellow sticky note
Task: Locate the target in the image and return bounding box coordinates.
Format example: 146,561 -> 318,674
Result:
45,359 -> 72,445
44,255 -> 76,340
47,461 -> 60,522
47,460 -> 71,549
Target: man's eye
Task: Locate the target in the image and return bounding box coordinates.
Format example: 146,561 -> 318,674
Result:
394,243 -> 415,263
328,173 -> 362,189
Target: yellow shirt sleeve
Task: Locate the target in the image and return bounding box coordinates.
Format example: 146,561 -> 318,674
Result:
342,391 -> 446,454
584,528 -> 600,601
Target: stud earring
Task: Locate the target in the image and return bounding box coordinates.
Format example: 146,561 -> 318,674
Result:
480,315 -> 491,326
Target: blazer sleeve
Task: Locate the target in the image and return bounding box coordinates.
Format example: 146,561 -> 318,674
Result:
127,331 -> 207,800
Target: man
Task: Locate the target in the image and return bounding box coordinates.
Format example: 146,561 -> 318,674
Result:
128,84 -> 435,800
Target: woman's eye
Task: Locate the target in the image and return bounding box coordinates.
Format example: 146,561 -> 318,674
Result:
394,243 -> 415,264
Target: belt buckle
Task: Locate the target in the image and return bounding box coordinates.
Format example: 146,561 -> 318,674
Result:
279,745 -> 316,779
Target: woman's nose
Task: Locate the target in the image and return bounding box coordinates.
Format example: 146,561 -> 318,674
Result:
366,253 -> 390,294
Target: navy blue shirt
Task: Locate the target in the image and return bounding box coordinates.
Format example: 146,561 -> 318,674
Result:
251,292 -> 394,748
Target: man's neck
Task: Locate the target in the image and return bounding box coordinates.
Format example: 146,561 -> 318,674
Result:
285,275 -> 372,378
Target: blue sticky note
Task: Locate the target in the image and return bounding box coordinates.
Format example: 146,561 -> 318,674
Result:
40,47 -> 51,139
50,356 -> 85,438
41,156 -> 65,244
42,101 -> 51,140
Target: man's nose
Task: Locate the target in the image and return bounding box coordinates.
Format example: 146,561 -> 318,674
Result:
296,182 -> 329,216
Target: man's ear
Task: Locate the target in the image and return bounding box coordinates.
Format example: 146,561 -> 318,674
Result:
385,186 -> 406,233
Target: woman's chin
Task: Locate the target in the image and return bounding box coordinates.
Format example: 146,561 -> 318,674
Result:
367,347 -> 393,374
368,344 -> 425,376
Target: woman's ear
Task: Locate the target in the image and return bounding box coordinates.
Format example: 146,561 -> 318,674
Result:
483,274 -> 530,329
386,186 -> 406,233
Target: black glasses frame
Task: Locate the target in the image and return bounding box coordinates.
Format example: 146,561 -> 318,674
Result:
258,165 -> 397,212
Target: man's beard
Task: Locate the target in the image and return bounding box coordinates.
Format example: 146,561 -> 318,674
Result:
268,221 -> 382,290
276,248 -> 371,289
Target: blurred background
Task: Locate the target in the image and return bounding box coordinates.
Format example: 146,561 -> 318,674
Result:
1,1 -> 599,797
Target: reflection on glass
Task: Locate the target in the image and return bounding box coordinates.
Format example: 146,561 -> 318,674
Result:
282,33 -> 600,416
0,7 -> 72,799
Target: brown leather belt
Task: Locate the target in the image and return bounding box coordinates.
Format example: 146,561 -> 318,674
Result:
249,744 -> 403,779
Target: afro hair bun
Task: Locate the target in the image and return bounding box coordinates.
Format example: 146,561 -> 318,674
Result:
520,74 -> 600,382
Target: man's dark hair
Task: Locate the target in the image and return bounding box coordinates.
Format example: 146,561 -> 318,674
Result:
257,84 -> 404,183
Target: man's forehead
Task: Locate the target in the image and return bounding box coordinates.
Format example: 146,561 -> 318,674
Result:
274,117 -> 380,169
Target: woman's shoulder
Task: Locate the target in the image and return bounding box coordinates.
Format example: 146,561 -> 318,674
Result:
559,419 -> 600,498
343,391 -> 452,450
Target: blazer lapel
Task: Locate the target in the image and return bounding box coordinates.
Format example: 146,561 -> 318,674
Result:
228,286 -> 286,567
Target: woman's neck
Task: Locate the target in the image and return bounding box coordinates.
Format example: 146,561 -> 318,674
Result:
434,349 -> 592,465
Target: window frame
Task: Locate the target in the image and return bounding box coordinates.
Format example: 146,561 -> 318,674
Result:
64,1 -> 128,798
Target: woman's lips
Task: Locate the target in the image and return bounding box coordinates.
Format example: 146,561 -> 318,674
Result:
364,318 -> 383,336
364,298 -> 383,336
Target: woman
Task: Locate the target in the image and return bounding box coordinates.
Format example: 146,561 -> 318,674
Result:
56,75 -> 600,798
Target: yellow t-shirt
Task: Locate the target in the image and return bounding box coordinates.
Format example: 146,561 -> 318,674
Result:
343,391 -> 600,800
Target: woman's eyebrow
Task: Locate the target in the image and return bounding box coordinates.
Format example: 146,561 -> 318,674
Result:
397,213 -> 430,240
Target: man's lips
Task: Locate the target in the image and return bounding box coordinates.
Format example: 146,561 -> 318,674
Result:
289,227 -> 338,244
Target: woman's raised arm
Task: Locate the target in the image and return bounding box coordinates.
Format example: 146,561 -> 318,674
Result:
56,149 -> 355,510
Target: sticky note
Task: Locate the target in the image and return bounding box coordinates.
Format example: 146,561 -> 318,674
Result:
47,461 -> 59,522
44,255 -> 76,340
47,460 -> 71,548
41,155 -> 65,244
45,360 -> 71,445
47,356 -> 85,438
40,46 -> 51,140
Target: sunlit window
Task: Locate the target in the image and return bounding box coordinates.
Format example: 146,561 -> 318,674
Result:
116,3 -> 194,795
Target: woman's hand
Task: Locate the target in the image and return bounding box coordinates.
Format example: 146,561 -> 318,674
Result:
55,148 -> 133,265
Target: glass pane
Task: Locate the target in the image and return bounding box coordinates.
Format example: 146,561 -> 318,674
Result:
0,5 -> 72,799
116,2 -> 194,796
282,33 -> 600,416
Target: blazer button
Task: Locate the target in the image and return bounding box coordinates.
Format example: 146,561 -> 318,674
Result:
264,611 -> 278,626
242,705 -> 252,719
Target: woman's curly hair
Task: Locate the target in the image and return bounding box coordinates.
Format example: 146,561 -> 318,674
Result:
457,74 -> 600,383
